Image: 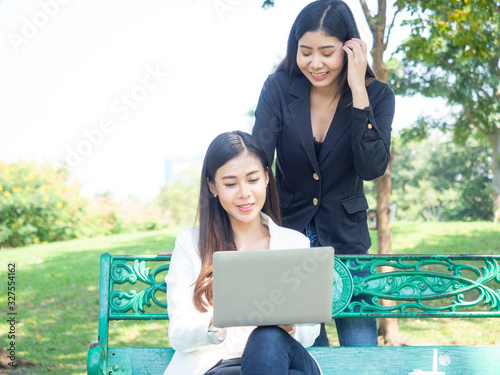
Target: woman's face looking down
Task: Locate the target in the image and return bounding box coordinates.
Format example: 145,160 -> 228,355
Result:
208,151 -> 269,228
296,30 -> 345,90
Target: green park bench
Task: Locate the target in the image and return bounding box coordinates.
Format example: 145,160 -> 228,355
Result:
87,252 -> 500,375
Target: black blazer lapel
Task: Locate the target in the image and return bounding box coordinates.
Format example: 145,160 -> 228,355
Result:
318,95 -> 352,164
288,76 -> 320,173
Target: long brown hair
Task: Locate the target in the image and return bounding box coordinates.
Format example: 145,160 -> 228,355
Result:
276,0 -> 376,104
192,131 -> 281,312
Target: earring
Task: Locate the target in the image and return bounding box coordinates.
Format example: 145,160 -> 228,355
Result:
213,193 -> 218,198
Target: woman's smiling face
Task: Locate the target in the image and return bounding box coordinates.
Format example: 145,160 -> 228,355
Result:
296,30 -> 345,90
208,151 -> 269,228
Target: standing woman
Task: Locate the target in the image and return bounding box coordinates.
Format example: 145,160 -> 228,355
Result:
164,131 -> 321,375
252,0 -> 395,347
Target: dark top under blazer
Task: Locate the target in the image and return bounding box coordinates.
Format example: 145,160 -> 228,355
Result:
252,71 -> 395,254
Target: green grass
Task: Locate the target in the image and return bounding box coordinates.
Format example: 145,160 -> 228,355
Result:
0,229 -> 179,375
0,222 -> 499,374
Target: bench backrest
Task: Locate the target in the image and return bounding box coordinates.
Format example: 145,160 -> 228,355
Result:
97,253 -> 500,346
92,252 -> 500,375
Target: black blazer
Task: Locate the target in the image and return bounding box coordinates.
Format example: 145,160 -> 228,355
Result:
252,71 -> 395,254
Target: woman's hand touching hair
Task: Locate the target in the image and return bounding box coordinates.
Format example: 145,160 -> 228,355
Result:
343,38 -> 370,109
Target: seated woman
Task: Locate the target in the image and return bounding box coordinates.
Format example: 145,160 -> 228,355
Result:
164,131 -> 322,375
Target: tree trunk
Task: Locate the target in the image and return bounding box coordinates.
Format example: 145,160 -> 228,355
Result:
374,154 -> 409,345
360,0 -> 409,345
492,126 -> 500,223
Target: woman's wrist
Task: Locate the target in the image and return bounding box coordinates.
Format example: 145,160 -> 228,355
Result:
351,86 -> 369,109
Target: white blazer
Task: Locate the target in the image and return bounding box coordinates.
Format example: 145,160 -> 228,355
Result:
163,213 -> 321,375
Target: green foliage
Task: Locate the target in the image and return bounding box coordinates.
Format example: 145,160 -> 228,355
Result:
390,0 -> 499,220
0,161 -> 87,247
397,0 -> 499,63
154,167 -> 200,228
0,161 -> 169,248
390,134 -> 493,221
391,0 -> 500,140
83,194 -> 169,236
261,0 -> 274,9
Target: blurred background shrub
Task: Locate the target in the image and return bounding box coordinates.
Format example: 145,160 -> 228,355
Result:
0,161 -> 171,248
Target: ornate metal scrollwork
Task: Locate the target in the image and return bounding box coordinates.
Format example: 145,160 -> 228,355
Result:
342,257 -> 500,315
332,259 -> 353,316
105,255 -> 500,318
110,260 -> 169,314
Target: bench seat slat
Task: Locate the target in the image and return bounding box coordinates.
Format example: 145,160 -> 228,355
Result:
105,346 -> 500,375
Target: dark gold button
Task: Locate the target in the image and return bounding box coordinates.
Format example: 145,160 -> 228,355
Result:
367,123 -> 373,129
313,198 -> 318,206
313,173 -> 319,180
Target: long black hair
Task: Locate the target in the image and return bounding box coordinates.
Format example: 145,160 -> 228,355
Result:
277,0 -> 376,101
193,130 -> 280,312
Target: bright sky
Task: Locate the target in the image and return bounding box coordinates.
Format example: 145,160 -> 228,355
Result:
0,0 -> 444,201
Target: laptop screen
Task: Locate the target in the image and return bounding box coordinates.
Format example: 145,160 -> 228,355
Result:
212,247 -> 335,328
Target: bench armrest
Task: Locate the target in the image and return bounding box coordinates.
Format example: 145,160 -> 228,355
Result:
87,342 -> 106,375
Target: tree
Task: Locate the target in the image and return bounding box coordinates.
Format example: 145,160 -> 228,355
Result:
154,167 -> 200,228
390,133 -> 493,221
0,161 -> 87,247
358,0 -> 409,345
391,0 -> 500,222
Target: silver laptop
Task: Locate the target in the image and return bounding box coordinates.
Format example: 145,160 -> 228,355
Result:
212,247 -> 335,328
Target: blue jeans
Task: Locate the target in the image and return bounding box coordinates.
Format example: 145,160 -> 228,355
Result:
205,326 -> 320,375
304,220 -> 378,347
